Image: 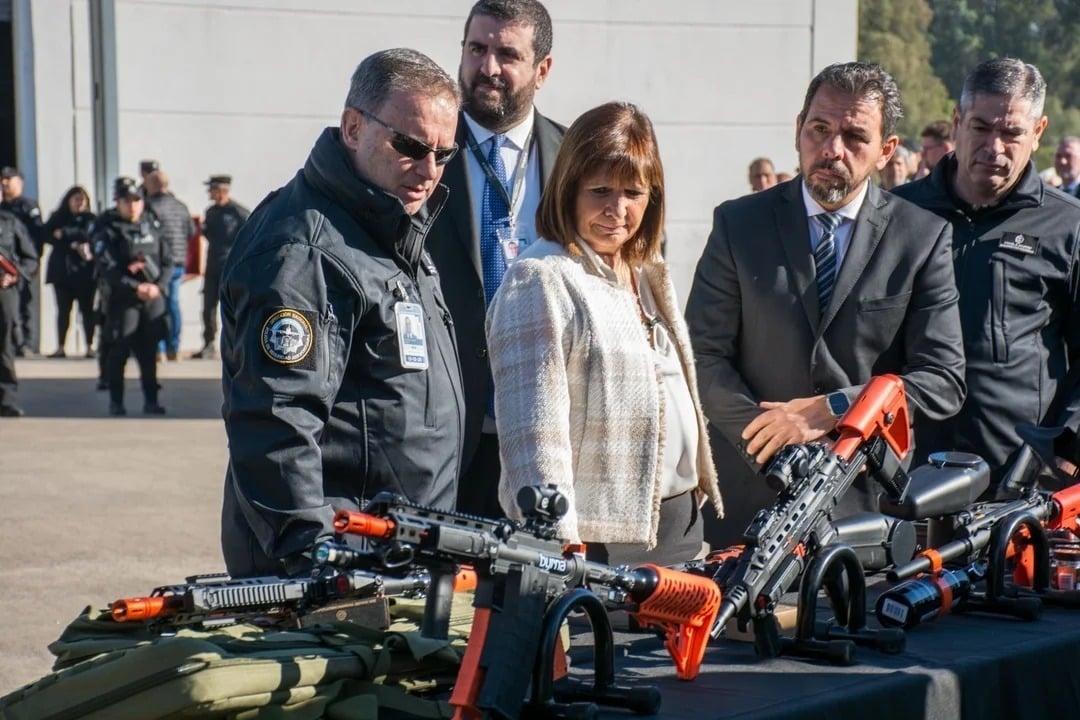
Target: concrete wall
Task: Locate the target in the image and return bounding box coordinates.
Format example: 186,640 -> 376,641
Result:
25,0 -> 857,355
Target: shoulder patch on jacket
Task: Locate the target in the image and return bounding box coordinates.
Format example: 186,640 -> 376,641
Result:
261,308 -> 316,367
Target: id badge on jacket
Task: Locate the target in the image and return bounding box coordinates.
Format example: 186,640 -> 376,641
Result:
395,302 -> 429,370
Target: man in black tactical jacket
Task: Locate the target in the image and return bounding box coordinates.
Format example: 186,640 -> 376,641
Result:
0,207 -> 37,416
192,175 -> 249,360
219,48 -> 465,578
93,177 -> 172,416
1,167 -> 44,356
894,58 -> 1080,488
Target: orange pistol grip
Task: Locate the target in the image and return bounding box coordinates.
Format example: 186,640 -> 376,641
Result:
450,606 -> 492,720
333,510 -> 396,538
630,564 -> 721,681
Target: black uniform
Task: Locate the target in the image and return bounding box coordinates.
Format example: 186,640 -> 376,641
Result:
43,209 -> 97,352
0,210 -> 37,413
92,208 -> 173,412
201,199 -> 249,346
1,195 -> 44,354
893,157 -> 1080,484
219,127 -> 465,578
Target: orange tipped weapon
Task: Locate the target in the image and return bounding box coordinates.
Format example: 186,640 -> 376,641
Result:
333,510 -> 396,539
111,595 -> 184,622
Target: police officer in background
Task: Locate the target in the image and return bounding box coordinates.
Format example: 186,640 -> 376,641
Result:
93,177 -> 172,416
1,167 -> 44,356
0,207 -> 37,416
219,48 -> 465,578
192,175 -> 249,360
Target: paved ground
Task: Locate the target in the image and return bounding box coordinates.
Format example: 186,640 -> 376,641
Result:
0,356 -> 228,694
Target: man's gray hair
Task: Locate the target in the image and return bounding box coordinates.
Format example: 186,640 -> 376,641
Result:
959,57 -> 1046,119
345,48 -> 460,113
798,62 -> 903,138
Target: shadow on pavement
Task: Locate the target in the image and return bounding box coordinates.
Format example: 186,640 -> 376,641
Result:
15,377 -> 224,420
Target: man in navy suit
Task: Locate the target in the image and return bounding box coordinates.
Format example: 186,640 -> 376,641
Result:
686,62 -> 966,547
427,0 -> 565,518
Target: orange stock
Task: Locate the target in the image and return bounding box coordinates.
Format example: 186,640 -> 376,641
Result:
631,564 -> 721,681
832,374 -> 909,462
333,510 -> 396,538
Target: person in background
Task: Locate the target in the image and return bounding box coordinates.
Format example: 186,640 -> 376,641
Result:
748,157 -> 778,192
43,186 -> 97,358
915,120 -> 954,179
0,204 -> 37,416
1054,136 -> 1080,197
144,169 -> 195,361
0,166 -> 43,357
192,175 -> 249,360
93,177 -> 171,416
138,159 -> 159,198
878,144 -> 912,190
426,0 -> 563,519
488,101 -> 723,566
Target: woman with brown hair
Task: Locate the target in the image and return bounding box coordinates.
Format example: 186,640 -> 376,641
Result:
487,101 -> 723,566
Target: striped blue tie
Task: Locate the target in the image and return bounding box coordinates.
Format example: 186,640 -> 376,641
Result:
814,212 -> 842,312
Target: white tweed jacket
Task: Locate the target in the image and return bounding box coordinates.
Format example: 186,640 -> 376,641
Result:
486,238 -> 723,546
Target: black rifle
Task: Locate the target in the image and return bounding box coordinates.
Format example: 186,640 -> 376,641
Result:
709,374 -> 912,664
110,568 -> 429,631
331,486 -> 726,719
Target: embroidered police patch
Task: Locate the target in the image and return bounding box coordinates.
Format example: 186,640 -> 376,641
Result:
261,308 -> 315,366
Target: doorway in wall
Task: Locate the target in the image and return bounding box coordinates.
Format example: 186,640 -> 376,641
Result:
0,18 -> 15,167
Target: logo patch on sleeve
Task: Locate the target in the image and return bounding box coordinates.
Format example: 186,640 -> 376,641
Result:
261,308 -> 316,366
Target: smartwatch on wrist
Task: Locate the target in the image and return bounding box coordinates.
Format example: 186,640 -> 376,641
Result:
826,391 -> 850,419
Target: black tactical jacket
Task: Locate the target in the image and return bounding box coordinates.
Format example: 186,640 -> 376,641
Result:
91,209 -> 172,320
0,210 -> 37,281
1,196 -> 44,257
893,156 -> 1080,482
203,200 -> 250,268
220,127 -> 465,577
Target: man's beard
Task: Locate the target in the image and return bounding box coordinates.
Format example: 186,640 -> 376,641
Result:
459,69 -> 535,133
803,159 -> 861,205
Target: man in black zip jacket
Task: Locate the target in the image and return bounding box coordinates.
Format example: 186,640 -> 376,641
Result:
0,208 -> 37,416
219,48 -> 466,578
893,58 -> 1080,489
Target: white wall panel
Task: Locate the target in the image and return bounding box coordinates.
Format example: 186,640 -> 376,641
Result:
27,0 -> 857,351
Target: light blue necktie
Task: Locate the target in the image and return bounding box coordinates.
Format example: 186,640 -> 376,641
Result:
814,212 -> 842,312
480,135 -> 509,308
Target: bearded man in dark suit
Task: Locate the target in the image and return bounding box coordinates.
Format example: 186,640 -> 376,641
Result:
686,62 -> 967,548
426,0 -> 565,518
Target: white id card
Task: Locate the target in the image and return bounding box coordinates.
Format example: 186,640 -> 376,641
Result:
395,302 -> 429,370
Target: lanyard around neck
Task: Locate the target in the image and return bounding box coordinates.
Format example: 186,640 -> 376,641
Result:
465,126 -> 535,216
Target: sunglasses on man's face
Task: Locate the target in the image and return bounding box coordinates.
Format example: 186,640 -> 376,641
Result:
359,109 -> 459,166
